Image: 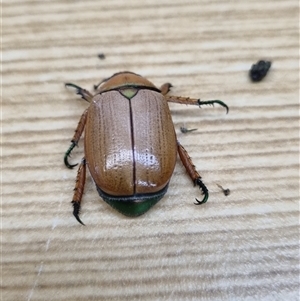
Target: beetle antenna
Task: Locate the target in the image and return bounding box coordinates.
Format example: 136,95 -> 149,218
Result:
72,201 -> 85,225
197,99 -> 229,114
64,142 -> 78,169
194,178 -> 209,205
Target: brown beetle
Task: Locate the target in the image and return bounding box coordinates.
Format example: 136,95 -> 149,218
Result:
64,71 -> 228,224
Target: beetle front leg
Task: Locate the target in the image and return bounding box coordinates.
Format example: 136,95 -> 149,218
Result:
165,95 -> 229,114
72,158 -> 86,225
64,109 -> 88,168
65,83 -> 93,102
177,141 -> 209,205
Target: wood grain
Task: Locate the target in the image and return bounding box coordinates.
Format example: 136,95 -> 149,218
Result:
2,0 -> 299,300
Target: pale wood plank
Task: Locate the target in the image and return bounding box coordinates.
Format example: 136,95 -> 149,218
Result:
2,0 -> 299,300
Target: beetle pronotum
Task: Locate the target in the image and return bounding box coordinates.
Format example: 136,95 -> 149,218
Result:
64,71 -> 228,224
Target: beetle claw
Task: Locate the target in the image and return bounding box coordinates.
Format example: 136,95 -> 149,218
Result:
64,156 -> 78,169
64,142 -> 78,169
72,201 -> 85,225
65,83 -> 92,102
197,99 -> 229,114
194,178 -> 209,205
194,198 -> 206,205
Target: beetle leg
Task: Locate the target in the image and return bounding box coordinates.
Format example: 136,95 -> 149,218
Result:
65,83 -> 93,102
177,141 -> 209,204
71,158 -> 86,225
64,143 -> 78,169
165,95 -> 229,114
160,83 -> 173,95
64,109 -> 88,169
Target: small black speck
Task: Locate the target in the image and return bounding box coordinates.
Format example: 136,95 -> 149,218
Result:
180,126 -> 197,134
217,184 -> 230,196
98,53 -> 106,60
249,60 -> 271,82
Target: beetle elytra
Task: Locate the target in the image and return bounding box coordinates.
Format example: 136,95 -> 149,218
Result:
64,71 -> 228,224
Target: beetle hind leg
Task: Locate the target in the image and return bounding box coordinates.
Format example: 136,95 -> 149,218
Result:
71,158 -> 87,225
177,141 -> 209,204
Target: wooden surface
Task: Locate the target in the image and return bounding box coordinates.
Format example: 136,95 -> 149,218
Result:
2,1 -> 299,300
